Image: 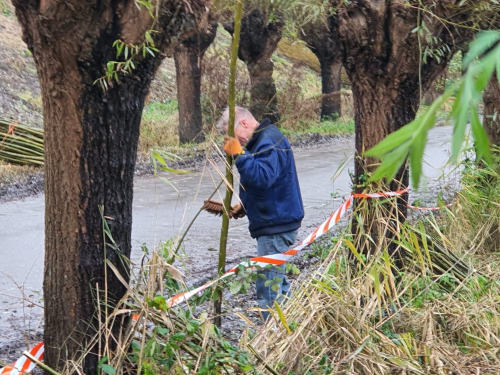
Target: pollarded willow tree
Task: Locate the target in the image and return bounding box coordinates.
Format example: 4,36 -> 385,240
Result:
174,21 -> 217,143
299,17 -> 343,119
12,0 -> 209,373
224,4 -> 284,123
328,0 -> 482,256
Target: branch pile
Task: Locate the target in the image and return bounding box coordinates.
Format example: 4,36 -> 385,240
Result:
0,118 -> 43,166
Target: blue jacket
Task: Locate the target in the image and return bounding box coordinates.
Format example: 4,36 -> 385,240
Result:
235,118 -> 304,238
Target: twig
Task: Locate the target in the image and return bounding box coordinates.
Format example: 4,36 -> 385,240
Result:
169,179 -> 224,263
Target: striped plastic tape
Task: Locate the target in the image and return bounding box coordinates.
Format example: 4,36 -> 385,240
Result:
0,342 -> 44,375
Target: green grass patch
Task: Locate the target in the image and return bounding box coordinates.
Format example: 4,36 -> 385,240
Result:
281,118 -> 354,137
139,100 -> 180,152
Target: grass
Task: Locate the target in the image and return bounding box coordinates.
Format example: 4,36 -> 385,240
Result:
139,100 -> 180,152
246,158 -> 500,374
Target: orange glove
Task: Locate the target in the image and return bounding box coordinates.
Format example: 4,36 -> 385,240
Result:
223,135 -> 244,156
230,202 -> 246,219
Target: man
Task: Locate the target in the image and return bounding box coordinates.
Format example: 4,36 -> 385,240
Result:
217,106 -> 304,320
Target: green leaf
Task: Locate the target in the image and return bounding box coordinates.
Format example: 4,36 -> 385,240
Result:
364,121 -> 418,157
344,239 -> 365,266
368,144 -> 409,184
450,76 -> 472,162
100,365 -> 116,375
230,280 -> 242,294
156,326 -> 169,335
273,301 -> 291,334
145,31 -> 154,47
171,332 -> 186,342
409,116 -> 430,188
470,106 -> 491,163
117,43 -> 123,58
152,150 -> 167,167
474,55 -> 495,92
463,31 -> 500,69
124,45 -> 129,60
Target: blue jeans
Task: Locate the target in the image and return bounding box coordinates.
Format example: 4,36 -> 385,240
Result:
256,230 -> 298,320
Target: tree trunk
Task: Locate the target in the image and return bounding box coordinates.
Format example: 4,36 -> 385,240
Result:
300,17 -> 343,120
247,58 -> 279,124
174,23 -> 217,143
224,9 -> 283,123
320,59 -> 342,119
350,79 -> 414,262
484,73 -> 500,148
332,0 -> 472,259
12,1 -> 207,374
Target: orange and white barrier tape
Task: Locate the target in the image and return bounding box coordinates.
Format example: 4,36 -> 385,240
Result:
1,187 -> 453,373
0,342 -> 43,375
167,187 -> 455,308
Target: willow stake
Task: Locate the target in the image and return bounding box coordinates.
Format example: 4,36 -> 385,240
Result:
214,0 -> 244,328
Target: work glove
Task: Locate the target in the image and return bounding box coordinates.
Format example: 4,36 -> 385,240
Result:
223,135 -> 244,156
230,202 -> 246,219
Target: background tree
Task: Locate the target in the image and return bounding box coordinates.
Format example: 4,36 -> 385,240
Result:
224,5 -> 283,123
484,73 -> 500,148
329,0 -> 474,257
11,0 -> 209,373
300,17 -> 343,119
174,21 -> 217,143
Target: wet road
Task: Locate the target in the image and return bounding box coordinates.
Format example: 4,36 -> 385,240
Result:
0,126 -> 455,322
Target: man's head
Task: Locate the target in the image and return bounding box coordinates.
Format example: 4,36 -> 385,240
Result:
217,106 -> 259,145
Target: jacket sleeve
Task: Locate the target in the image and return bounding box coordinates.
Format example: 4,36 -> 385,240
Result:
235,143 -> 281,190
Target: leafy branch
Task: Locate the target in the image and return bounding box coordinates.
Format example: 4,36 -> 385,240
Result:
366,31 -> 500,187
94,0 -> 159,90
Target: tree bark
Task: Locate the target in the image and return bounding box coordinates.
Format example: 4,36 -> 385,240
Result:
12,1 -> 208,374
224,9 -> 283,123
174,23 -> 217,143
484,73 -> 500,148
300,18 -> 342,119
320,60 -> 342,119
331,0 -> 472,258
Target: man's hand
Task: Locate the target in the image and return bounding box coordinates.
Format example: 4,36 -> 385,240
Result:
223,135 -> 243,156
230,202 -> 246,219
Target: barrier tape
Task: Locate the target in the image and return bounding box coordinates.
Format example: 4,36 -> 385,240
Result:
0,342 -> 43,375
0,187 -> 454,374
166,187 -> 412,307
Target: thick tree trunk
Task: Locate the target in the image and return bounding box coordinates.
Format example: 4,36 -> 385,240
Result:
332,0 -> 472,259
351,79 -> 414,261
12,1 -> 207,374
43,69 -> 146,375
174,24 -> 217,143
484,73 -> 500,148
247,58 -> 279,124
300,18 -> 343,120
320,60 -> 342,119
224,9 -> 283,123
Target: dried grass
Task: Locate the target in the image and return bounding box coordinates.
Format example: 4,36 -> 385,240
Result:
249,197 -> 500,374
